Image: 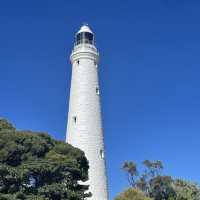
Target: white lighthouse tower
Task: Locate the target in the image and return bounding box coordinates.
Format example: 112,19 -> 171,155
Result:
66,24 -> 108,200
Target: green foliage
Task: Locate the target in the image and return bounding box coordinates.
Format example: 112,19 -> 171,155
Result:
173,179 -> 200,200
148,176 -> 176,200
114,188 -> 152,200
121,160 -> 200,200
0,119 -> 90,200
0,119 -> 15,132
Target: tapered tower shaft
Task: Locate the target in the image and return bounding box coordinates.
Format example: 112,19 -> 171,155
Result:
66,25 -> 108,200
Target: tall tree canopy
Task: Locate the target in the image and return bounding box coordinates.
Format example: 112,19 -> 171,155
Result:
120,160 -> 200,200
0,118 -> 90,200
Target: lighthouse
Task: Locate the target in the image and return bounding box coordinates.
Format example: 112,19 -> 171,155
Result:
66,24 -> 108,200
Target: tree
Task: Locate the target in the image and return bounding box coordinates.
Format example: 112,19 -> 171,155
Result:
143,160 -> 163,178
122,160 -> 165,195
114,188 -> 152,200
122,160 -> 176,200
0,118 -> 90,200
121,160 -> 200,200
122,162 -> 138,187
137,160 -> 163,195
173,179 -> 200,200
148,176 -> 176,200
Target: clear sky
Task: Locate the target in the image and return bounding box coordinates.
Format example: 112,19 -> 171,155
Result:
1,0 -> 200,199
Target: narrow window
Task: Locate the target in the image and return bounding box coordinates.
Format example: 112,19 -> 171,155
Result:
73,116 -> 77,124
96,87 -> 100,95
94,61 -> 97,68
100,149 -> 104,159
77,60 -> 80,65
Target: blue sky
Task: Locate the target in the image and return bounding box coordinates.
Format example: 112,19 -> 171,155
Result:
1,0 -> 200,199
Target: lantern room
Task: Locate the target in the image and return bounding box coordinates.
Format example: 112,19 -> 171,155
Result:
75,24 -> 94,45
